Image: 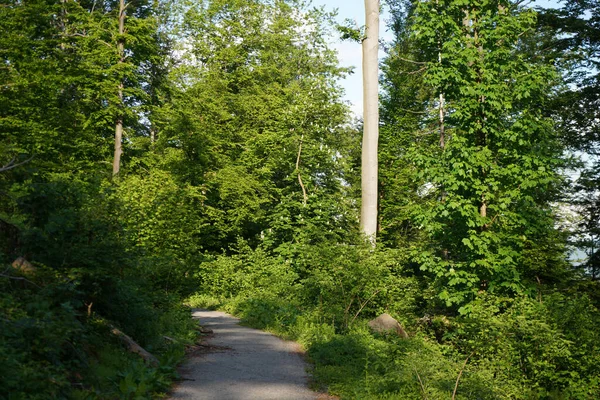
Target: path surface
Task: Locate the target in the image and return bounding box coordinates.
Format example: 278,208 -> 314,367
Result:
169,309 -> 317,400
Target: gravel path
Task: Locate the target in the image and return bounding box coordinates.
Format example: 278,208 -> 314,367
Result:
169,309 -> 317,400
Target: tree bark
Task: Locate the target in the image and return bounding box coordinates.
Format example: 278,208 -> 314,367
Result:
360,0 -> 380,245
439,91 -> 445,148
296,134 -> 308,205
112,0 -> 126,176
437,0 -> 445,149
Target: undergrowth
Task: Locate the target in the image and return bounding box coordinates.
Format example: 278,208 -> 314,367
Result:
0,173 -> 199,399
1,271 -> 197,399
186,241 -> 600,400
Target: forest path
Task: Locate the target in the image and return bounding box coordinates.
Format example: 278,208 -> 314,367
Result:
169,309 -> 318,400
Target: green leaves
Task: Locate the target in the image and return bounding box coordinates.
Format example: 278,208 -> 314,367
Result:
336,18 -> 364,42
381,0 -> 567,308
158,0 -> 354,250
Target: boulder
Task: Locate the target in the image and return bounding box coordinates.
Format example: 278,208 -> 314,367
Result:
11,257 -> 36,274
368,313 -> 408,338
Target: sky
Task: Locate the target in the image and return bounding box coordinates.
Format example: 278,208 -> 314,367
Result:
310,0 -> 563,117
310,0 -> 393,116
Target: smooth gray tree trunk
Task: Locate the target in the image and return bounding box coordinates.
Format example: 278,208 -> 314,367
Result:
360,0 -> 379,244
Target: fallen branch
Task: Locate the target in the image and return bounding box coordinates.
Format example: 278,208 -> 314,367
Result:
0,273 -> 41,288
413,367 -> 428,400
452,351 -> 474,400
110,325 -> 159,367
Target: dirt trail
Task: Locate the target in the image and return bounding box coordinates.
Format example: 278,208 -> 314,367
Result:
169,309 -> 317,400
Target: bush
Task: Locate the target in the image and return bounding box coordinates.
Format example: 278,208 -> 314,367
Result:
0,170 -> 198,399
195,240 -> 300,301
449,293 -> 600,398
187,237 -> 600,399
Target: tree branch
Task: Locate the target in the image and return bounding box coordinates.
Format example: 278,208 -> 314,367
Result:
0,155 -> 34,173
295,133 -> 308,205
405,66 -> 427,75
396,56 -> 427,65
110,325 -> 159,366
452,351 -> 474,400
0,273 -> 41,288
414,367 -> 428,400
350,288 -> 383,326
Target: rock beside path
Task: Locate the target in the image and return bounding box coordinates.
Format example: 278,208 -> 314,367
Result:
368,313 -> 409,338
169,309 -> 317,400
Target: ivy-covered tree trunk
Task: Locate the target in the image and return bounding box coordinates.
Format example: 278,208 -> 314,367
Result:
360,0 -> 380,244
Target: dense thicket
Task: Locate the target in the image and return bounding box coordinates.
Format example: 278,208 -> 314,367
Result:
2,0 -> 600,398
0,0 -> 195,397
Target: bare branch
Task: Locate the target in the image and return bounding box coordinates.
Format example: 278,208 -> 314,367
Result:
396,56 -> 427,65
0,155 -> 34,173
295,133 -> 308,205
414,368 -> 428,400
110,325 -> 159,366
452,351 -> 474,400
399,108 -> 427,115
0,273 -> 41,288
405,66 -> 427,75
350,288 -> 383,326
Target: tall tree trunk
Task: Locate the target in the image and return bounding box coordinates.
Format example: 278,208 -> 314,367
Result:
438,84 -> 445,148
463,7 -> 488,219
113,0 -> 126,176
360,0 -> 379,245
437,0 -> 445,149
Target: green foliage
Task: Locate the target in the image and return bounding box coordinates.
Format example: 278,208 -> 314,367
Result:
0,106 -> 194,398
0,278 -> 85,399
1,0 -> 356,396
73,344 -> 180,400
0,265 -> 195,399
3,0 -> 600,398
440,293 -> 600,398
379,0 -> 569,309
193,234 -> 421,330
537,0 -> 600,309
336,18 -> 364,42
309,330 -> 505,400
0,0 -> 166,175
115,166 -> 209,295
156,0 -> 355,250
196,240 -> 301,301
293,244 -> 419,330
187,213 -> 600,398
